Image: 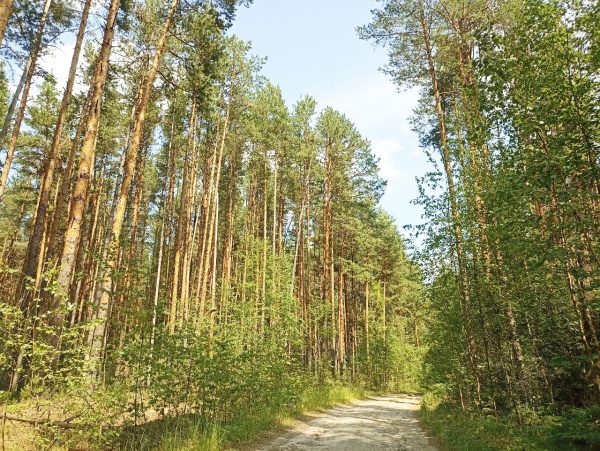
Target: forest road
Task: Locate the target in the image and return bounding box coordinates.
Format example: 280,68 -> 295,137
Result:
248,394 -> 437,451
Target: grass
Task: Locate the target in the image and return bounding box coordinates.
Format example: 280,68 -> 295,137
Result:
420,393 -> 600,451
118,383 -> 368,451
2,381 -> 369,450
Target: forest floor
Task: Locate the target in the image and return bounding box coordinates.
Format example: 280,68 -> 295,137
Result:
244,394 -> 437,451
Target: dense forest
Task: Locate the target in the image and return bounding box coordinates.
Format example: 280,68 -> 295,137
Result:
1,0 -> 600,449
361,0 -> 600,446
0,0 -> 424,449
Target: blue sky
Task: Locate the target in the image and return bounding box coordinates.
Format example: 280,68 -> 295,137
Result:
229,0 -> 429,232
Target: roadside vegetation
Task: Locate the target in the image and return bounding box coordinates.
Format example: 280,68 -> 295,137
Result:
421,392 -> 600,451
0,1 -> 424,449
361,0 -> 600,449
2,0 -> 600,449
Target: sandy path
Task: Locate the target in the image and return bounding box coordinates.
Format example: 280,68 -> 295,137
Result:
251,394 -> 437,451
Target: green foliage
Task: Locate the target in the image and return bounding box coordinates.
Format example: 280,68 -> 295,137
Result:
0,2 -> 427,450
16,74 -> 60,177
363,0 -> 600,423
421,393 -> 600,451
118,382 -> 366,451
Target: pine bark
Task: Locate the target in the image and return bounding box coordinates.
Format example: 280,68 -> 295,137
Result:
88,0 -> 179,374
0,0 -> 13,46
21,0 -> 92,309
45,87 -> 93,264
55,0 -> 121,312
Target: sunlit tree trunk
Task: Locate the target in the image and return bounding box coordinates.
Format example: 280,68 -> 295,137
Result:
89,0 -> 179,377
417,0 -> 481,406
54,0 -> 121,331
45,87 -> 92,264
0,0 -> 13,46
21,0 -> 92,309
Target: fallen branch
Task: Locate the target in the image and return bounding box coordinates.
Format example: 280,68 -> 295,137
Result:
4,413 -> 79,429
4,407 -> 128,430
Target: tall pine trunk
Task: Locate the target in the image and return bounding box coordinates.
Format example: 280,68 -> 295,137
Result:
54,0 -> 121,319
0,0 -> 52,202
21,0 -> 92,308
418,0 -> 482,406
88,0 -> 179,379
0,0 -> 13,46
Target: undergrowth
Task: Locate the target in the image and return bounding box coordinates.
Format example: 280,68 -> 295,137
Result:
420,392 -> 600,451
117,382 -> 368,451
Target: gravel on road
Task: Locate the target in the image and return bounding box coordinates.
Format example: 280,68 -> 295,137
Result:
249,394 -> 437,451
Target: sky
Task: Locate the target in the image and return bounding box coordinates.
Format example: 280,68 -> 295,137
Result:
228,0 -> 430,233
37,0 -> 431,235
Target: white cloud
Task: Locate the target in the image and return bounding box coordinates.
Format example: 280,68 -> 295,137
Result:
372,138 -> 405,190
315,73 -> 419,135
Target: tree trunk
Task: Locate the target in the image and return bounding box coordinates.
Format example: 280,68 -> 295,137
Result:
365,278 -> 370,360
169,102 -> 196,333
88,0 -> 178,380
54,0 -> 121,316
0,0 -> 52,203
150,110 -> 177,363
0,56 -> 31,150
418,0 -> 481,406
21,0 -> 92,311
220,146 -> 239,322
45,87 -> 93,264
323,139 -> 336,373
199,83 -> 233,317
0,0 -> 13,47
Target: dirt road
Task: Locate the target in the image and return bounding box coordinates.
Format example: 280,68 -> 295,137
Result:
251,394 -> 437,451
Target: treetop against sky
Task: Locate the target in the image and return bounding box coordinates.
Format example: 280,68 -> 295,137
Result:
38,0 -> 428,231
